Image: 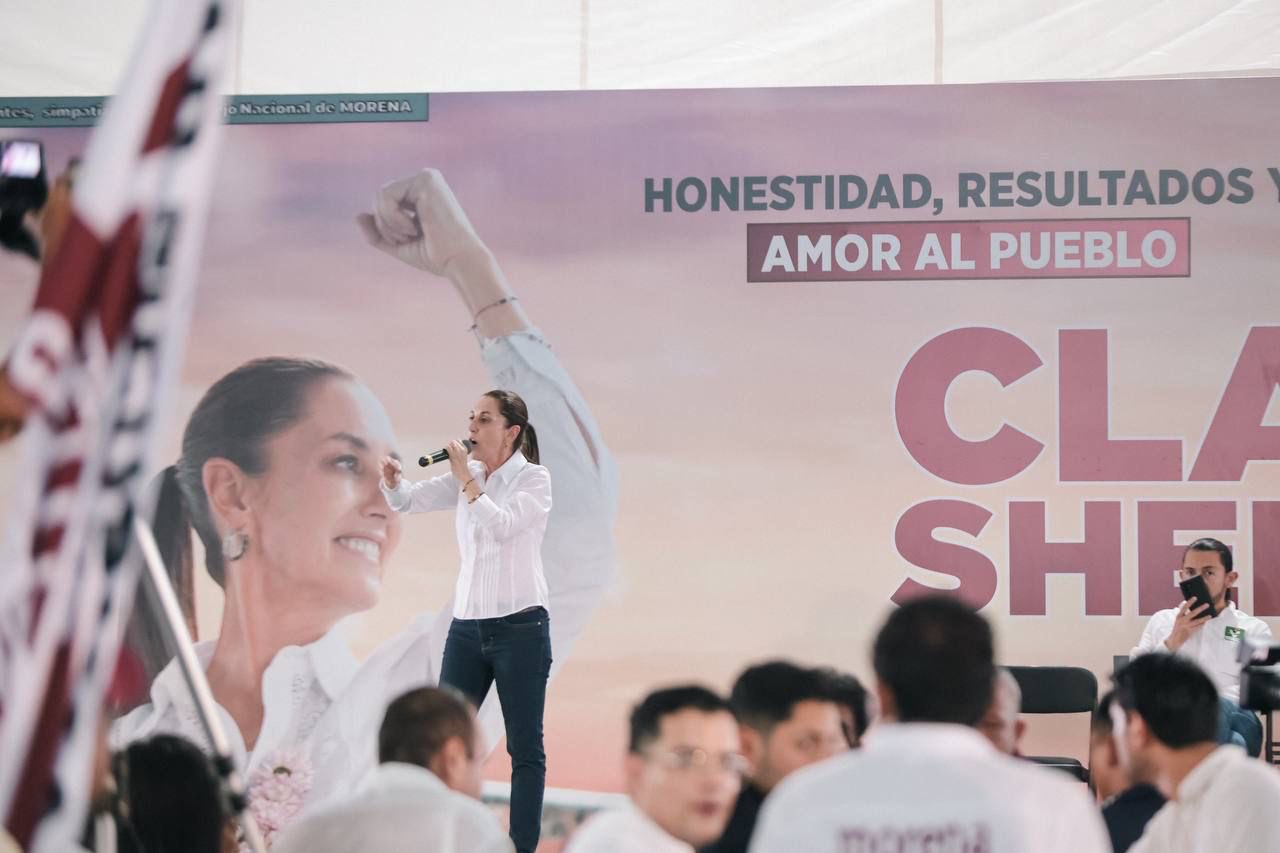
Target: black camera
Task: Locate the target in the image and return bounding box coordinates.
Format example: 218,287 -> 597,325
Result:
0,138 -> 50,260
1237,637 -> 1280,713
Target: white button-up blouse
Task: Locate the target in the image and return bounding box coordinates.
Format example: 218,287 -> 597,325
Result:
381,450 -> 552,620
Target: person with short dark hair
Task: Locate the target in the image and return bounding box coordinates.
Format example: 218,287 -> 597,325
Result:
1112,654 -> 1280,852
1089,690 -> 1165,853
568,685 -> 743,852
377,685 -> 483,792
700,661 -> 846,853
814,666 -> 873,748
110,734 -> 235,853
1130,537 -> 1272,755
751,596 -> 1110,853
273,687 -> 511,853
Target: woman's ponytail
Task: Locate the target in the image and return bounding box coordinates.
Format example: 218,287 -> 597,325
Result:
520,421 -> 540,465
123,466 -> 196,693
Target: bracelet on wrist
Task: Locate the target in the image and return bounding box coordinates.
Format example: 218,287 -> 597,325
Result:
467,295 -> 518,332
468,490 -> 484,504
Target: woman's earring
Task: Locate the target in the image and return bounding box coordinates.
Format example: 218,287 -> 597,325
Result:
221,530 -> 249,562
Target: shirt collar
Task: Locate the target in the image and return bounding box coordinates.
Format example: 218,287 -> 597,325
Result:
148,639 -> 216,712
366,762 -> 448,795
1176,745 -> 1242,803
300,624 -> 359,700
621,801 -> 688,846
485,450 -> 528,486
1208,603 -> 1237,620
862,722 -> 999,759
149,623 -> 358,713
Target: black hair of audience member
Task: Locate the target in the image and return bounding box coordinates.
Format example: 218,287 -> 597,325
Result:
815,667 -> 872,744
1111,653 -> 1219,747
629,685 -> 735,753
113,734 -> 229,853
872,595 -> 995,727
379,685 -> 477,767
730,661 -> 837,733
1183,536 -> 1232,572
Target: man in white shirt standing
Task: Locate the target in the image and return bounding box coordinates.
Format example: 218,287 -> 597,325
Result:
1114,652 -> 1280,852
1130,537 -> 1273,756
567,685 -> 744,853
750,596 -> 1110,853
272,686 -> 512,853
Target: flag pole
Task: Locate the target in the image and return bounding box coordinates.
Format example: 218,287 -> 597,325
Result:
131,515 -> 266,853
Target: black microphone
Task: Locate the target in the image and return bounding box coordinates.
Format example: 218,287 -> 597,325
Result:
418,439 -> 474,467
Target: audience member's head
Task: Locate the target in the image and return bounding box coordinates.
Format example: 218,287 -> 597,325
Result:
625,685 -> 743,847
729,661 -> 847,791
977,668 -> 1027,755
112,734 -> 234,853
815,666 -> 873,747
1179,537 -> 1238,610
1090,690 -> 1137,801
379,686 -> 484,799
1111,654 -> 1219,783
872,595 -> 995,727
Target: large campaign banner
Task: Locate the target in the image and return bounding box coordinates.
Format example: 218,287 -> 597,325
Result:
2,77 -> 1278,794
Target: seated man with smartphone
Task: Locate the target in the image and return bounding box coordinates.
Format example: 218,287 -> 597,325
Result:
1130,537 -> 1273,756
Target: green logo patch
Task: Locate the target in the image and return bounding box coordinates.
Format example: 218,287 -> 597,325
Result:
1224,626 -> 1245,641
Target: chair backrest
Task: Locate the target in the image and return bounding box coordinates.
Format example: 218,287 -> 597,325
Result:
1006,665 -> 1098,714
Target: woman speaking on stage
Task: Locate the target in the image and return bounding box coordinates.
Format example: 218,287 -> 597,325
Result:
378,393 -> 551,853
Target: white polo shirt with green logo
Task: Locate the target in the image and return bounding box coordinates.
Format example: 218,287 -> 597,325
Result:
1131,604 -> 1274,704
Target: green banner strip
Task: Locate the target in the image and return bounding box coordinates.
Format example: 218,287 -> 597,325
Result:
0,94 -> 428,128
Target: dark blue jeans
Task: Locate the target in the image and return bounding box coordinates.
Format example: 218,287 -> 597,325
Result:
1217,696 -> 1263,757
440,606 -> 551,853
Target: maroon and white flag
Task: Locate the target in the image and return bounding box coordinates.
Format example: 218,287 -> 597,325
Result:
0,2 -> 232,848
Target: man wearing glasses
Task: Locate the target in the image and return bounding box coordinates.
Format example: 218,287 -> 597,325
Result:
567,686 -> 744,852
1130,537 -> 1273,756
701,661 -> 848,853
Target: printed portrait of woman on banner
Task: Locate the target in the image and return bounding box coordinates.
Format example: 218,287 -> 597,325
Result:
112,169 -> 618,840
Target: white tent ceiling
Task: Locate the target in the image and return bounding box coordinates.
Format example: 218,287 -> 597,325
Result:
3,0 -> 1279,96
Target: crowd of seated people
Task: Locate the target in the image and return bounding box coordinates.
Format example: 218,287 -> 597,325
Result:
5,539 -> 1279,853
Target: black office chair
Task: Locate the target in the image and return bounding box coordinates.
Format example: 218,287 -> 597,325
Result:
1005,665 -> 1098,783
1265,710 -> 1277,764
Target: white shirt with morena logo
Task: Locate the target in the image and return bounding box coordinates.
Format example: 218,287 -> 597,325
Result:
749,723 -> 1110,853
1130,603 -> 1273,704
